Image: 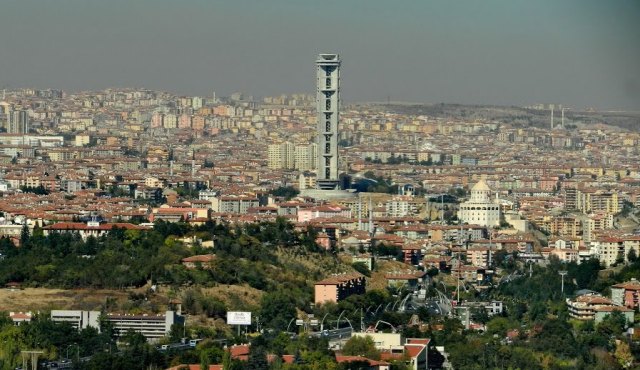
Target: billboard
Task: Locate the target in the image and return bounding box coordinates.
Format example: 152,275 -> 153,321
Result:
227,311 -> 251,325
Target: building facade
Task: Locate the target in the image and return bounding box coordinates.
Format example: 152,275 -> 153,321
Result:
458,180 -> 501,227
51,310 -> 183,341
6,109 -> 29,134
314,273 -> 365,305
316,54 -> 341,190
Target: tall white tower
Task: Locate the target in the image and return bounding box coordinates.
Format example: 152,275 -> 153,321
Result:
316,54 -> 341,190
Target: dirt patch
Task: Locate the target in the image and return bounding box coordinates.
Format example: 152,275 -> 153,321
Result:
0,288 -> 132,311
200,284 -> 263,311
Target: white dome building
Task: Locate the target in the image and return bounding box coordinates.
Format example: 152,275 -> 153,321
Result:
458,180 -> 501,227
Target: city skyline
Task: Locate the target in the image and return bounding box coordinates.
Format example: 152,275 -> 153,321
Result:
0,0 -> 639,110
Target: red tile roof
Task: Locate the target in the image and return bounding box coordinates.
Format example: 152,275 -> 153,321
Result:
181,254 -> 216,263
335,355 -> 390,366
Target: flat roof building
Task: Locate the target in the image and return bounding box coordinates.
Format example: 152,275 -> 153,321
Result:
314,272 -> 365,305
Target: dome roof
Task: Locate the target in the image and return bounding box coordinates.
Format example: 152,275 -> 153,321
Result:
472,180 -> 491,191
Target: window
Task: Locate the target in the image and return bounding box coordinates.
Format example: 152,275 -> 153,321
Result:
326,78 -> 331,88
325,121 -> 331,132
326,100 -> 331,110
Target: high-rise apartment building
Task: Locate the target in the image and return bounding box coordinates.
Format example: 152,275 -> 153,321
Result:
6,109 -> 29,134
268,141 -> 317,171
295,143 -> 317,171
268,142 -> 295,170
316,54 -> 341,190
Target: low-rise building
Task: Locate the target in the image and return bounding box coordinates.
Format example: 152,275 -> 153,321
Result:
566,294 -> 617,321
51,310 -> 183,341
181,254 -> 216,269
50,310 -> 101,330
593,236 -> 640,267
9,311 -> 33,325
593,305 -> 635,324
42,221 -> 150,240
611,280 -> 640,310
385,271 -> 427,291
211,195 -> 259,214
314,273 -> 366,305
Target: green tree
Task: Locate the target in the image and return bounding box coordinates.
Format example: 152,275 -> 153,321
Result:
614,340 -> 633,368
531,318 -> 579,357
270,186 -> 300,200
20,224 -> 30,247
341,336 -> 380,360
246,344 -> 268,370
260,290 -> 297,332
351,262 -> 370,277
470,306 -> 490,324
627,248 -> 637,263
597,310 -> 627,337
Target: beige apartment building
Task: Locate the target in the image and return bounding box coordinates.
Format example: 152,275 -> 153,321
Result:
593,236 -> 640,267
314,273 -> 366,305
268,141 -> 317,171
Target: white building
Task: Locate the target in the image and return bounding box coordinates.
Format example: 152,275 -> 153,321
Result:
198,190 -> 218,202
458,180 -> 501,227
385,196 -> 423,217
51,310 -> 183,341
51,310 -> 100,330
211,195 -> 260,214
592,236 -> 640,267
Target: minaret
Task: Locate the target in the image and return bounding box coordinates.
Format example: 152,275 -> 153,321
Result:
358,196 -> 363,231
191,150 -> 196,177
316,54 -> 341,190
550,107 -> 554,130
368,196 -> 373,235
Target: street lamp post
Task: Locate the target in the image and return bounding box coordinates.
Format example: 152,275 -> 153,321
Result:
335,310 -> 346,330
286,318 -> 296,333
559,270 -> 568,294
320,313 -> 329,332
66,343 -> 78,363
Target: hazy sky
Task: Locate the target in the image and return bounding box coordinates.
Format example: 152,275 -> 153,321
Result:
1,0 -> 639,110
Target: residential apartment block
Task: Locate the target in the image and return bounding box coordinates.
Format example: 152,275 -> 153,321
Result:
314,273 -> 366,305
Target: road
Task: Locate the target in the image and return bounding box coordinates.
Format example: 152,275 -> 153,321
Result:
310,327 -> 352,341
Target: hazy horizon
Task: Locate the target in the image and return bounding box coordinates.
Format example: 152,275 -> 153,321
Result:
1,0 -> 639,110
